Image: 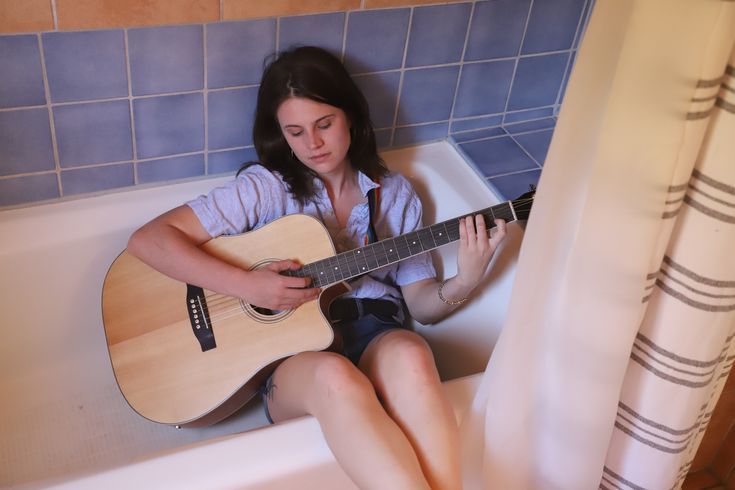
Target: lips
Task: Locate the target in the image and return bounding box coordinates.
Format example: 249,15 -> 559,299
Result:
310,152 -> 330,162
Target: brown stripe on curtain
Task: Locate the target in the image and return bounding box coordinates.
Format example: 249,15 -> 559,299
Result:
716,97 -> 735,113
683,195 -> 735,223
655,280 -> 735,312
635,332 -> 728,367
663,255 -> 735,287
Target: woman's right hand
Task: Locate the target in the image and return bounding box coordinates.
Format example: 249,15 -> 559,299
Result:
240,259 -> 321,310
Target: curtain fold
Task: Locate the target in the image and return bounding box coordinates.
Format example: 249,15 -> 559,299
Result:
460,1 -> 735,489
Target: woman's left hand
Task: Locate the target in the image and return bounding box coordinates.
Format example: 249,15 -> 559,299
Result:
455,215 -> 507,292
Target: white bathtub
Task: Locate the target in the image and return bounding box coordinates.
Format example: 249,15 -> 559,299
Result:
0,141 -> 523,489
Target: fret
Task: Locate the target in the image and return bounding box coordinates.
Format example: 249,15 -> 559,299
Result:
417,228 -> 436,250
328,255 -> 344,281
374,241 -> 391,267
446,218 -> 461,241
396,235 -> 412,259
314,257 -> 332,286
383,238 -> 400,263
405,231 -> 424,256
362,243 -> 380,269
337,251 -> 356,277
431,222 -> 451,246
353,248 -> 370,275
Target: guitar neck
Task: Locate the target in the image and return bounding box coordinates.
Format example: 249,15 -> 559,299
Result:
284,199 -> 518,288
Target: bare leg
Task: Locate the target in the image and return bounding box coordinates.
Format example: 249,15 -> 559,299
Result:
359,330 -> 462,490
266,351 -> 431,490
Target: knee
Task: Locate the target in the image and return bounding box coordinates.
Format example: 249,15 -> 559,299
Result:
376,331 -> 438,383
310,352 -> 376,407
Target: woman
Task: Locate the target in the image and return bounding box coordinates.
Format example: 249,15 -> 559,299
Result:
127,46 -> 506,490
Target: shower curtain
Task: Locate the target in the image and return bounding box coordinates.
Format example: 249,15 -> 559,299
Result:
460,1 -> 735,489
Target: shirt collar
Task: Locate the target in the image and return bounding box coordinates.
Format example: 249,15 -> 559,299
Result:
312,169 -> 381,199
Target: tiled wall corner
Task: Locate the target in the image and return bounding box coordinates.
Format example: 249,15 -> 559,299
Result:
0,0 -> 594,208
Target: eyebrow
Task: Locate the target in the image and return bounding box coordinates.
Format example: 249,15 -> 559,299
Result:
283,113 -> 335,129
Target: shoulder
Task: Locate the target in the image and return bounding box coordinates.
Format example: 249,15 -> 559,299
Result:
378,170 -> 421,207
235,164 -> 289,194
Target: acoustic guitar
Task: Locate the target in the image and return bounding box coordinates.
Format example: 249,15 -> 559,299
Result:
101,190 -> 534,427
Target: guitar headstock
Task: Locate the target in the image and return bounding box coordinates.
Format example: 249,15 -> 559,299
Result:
511,185 -> 536,221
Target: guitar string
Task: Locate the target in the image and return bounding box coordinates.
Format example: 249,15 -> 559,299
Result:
196,199 -> 530,321
198,197 -> 535,313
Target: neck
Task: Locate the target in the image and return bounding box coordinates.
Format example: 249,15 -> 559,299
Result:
321,164 -> 357,201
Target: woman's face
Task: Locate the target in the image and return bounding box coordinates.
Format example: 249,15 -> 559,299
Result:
276,97 -> 352,177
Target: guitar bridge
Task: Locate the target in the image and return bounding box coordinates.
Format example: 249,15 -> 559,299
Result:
186,284 -> 216,352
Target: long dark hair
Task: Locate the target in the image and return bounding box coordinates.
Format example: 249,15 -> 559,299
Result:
243,46 -> 386,203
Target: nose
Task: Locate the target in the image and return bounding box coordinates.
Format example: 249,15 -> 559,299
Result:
306,130 -> 323,150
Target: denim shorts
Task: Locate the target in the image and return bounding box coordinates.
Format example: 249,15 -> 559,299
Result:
259,298 -> 404,423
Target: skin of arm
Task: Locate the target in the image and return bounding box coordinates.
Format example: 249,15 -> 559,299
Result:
401,215 -> 507,325
126,204 -> 320,311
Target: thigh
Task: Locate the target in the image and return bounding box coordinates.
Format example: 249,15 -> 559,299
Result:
265,350 -> 374,423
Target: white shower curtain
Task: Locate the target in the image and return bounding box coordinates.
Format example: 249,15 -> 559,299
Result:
460,1 -> 735,489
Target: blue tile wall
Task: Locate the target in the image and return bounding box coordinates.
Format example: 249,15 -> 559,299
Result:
0,0 -> 593,207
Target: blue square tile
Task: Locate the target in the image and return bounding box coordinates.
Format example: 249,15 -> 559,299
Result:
54,100 -> 132,167
464,0 -> 530,61
374,129 -> 392,149
507,53 -> 569,111
0,35 -> 46,108
522,0 -> 586,55
344,9 -> 410,74
0,173 -> 59,207
397,66 -> 458,125
450,115 -> 503,133
129,25 -> 203,96
43,30 -> 127,103
137,154 -> 204,184
394,122 -> 448,147
405,3 -> 471,68
208,20 -> 276,89
513,129 -> 553,165
61,163 -> 134,196
279,13 -> 344,56
134,93 -> 204,159
209,148 -> 258,174
459,136 -> 537,177
0,108 -> 54,176
353,71 -> 400,129
453,60 -> 515,118
488,169 -> 541,201
208,87 -> 258,150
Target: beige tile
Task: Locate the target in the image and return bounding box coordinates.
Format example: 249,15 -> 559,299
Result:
365,0 -> 465,8
223,0 -> 359,20
56,0 -> 218,30
0,0 -> 54,33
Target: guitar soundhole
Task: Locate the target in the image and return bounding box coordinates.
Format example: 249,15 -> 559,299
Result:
242,259 -> 296,324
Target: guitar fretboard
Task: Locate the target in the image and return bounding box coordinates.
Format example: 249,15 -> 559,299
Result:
284,200 -> 516,288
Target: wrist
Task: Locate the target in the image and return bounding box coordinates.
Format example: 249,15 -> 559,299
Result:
437,277 -> 471,306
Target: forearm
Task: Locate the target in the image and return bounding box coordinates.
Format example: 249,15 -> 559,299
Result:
127,218 -> 249,299
403,276 -> 475,326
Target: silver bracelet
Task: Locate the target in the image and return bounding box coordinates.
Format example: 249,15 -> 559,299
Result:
437,279 -> 468,306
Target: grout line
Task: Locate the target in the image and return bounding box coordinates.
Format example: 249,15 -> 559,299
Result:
123,30 -> 138,184
220,0 -> 224,21
387,7 -> 414,147
485,167 -> 541,181
203,24 -> 209,174
36,33 -> 63,197
341,11 -> 350,62
448,1 -> 475,121
50,0 -> 59,30
501,0 -> 535,125
507,133 -> 543,168
275,16 -> 280,54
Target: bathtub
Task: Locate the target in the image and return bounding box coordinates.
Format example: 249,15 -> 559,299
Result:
0,141 -> 523,489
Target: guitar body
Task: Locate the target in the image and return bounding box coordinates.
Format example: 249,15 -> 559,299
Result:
102,214 -> 340,427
